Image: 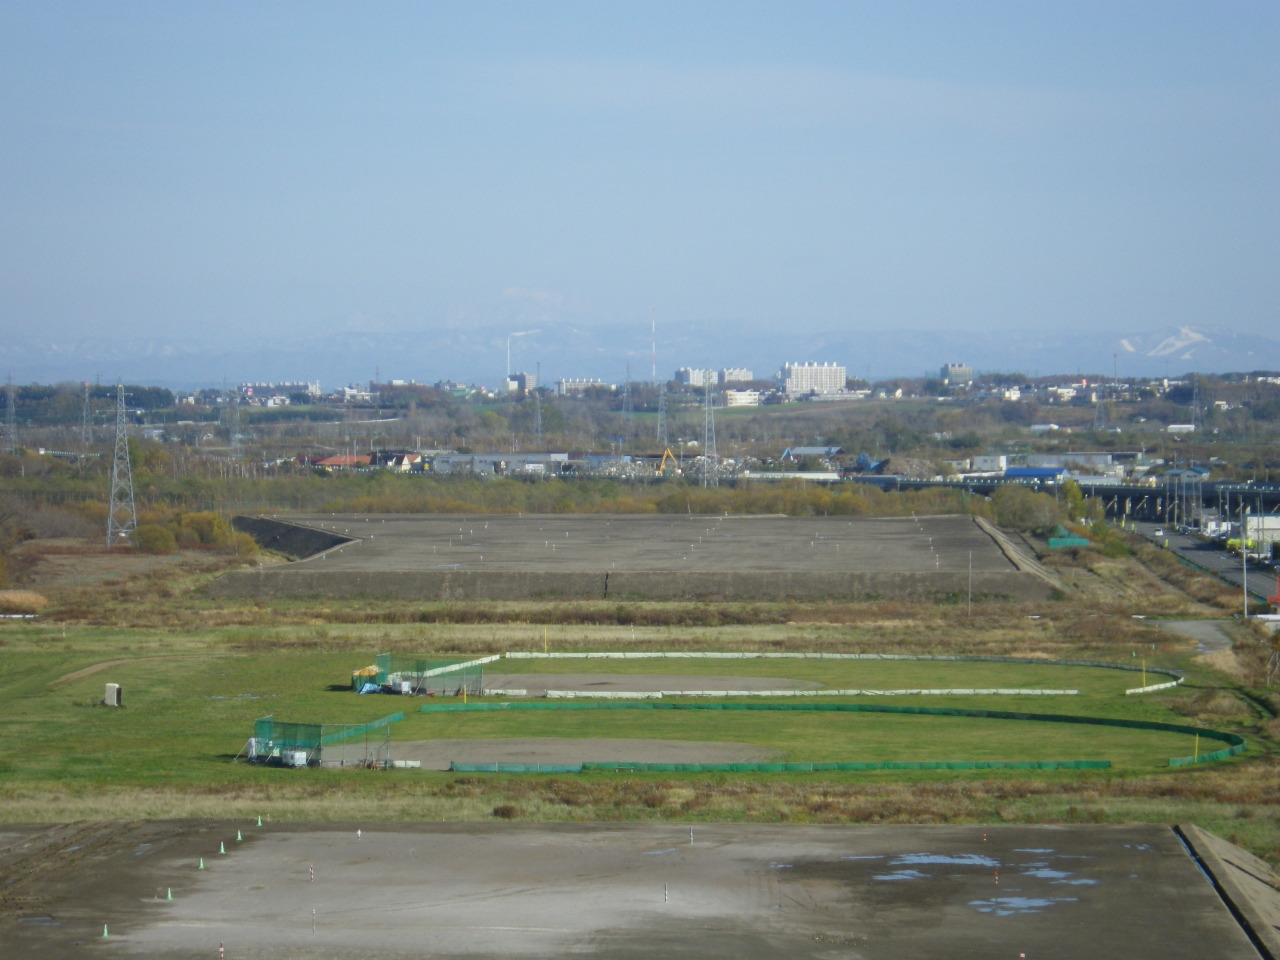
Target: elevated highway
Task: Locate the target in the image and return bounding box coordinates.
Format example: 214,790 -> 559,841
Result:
850,475 -> 1280,524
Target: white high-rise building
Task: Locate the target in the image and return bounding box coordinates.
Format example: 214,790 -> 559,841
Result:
780,362 -> 846,397
676,368 -> 716,388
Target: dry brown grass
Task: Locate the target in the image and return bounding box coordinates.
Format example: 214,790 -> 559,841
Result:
1168,690 -> 1255,725
1194,648 -> 1246,681
0,590 -> 49,614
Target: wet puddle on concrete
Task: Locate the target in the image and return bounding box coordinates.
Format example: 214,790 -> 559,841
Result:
971,896 -> 1080,916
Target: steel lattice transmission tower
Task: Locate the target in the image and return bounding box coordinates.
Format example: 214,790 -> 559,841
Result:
106,380 -> 137,547
621,362 -> 633,438
656,384 -> 668,447
81,382 -> 94,445
4,377 -> 16,456
533,361 -> 543,450
702,387 -> 718,488
224,379 -> 242,461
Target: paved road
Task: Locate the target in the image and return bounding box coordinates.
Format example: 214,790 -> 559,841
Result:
1130,520 -> 1273,603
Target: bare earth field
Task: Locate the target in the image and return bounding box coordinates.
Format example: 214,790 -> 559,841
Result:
0,821 -> 1264,960
480,672 -> 822,696
368,738 -> 783,769
216,513 -> 1061,601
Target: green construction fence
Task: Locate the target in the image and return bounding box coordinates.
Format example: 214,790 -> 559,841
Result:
252,712 -> 405,764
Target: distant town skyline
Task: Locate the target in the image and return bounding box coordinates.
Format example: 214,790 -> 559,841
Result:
2,317 -> 1279,394
2,2 -> 1276,377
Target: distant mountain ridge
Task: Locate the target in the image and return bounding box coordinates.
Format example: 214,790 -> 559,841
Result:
1,323 -> 1277,390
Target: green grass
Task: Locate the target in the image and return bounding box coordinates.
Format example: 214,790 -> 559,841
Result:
0,636 -> 1228,797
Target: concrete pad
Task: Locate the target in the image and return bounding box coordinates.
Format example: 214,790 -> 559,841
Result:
0,821 -> 1261,959
1180,823 -> 1280,959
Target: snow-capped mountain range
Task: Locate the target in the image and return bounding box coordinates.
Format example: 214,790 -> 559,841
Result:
1,324 -> 1277,390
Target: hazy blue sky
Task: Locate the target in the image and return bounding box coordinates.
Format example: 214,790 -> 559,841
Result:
2,1 -> 1276,357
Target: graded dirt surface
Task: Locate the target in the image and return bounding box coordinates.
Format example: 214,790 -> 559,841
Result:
367,737 -> 783,770
218,513 -> 1060,601
481,672 -> 822,696
1,821 -> 1265,960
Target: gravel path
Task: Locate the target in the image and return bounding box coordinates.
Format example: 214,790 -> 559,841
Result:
1159,620 -> 1233,654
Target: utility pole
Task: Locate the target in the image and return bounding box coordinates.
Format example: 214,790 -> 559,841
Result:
106,380 -> 137,547
1242,504 -> 1250,620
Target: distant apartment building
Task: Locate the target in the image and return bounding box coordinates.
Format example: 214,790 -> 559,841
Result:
337,385 -> 375,403
718,368 -> 753,384
941,363 -> 973,383
780,361 -> 847,397
506,371 -> 537,397
675,368 -> 716,388
240,381 -> 321,404
723,389 -> 761,407
556,378 -> 611,396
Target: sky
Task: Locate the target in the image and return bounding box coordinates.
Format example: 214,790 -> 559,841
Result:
1,1 -> 1277,382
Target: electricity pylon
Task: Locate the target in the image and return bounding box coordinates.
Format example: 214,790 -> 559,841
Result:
106,380 -> 137,547
702,387 -> 718,488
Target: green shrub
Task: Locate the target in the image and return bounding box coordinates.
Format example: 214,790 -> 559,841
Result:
132,524 -> 178,555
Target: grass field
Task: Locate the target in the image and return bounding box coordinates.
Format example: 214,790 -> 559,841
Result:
0,631 -> 1240,800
